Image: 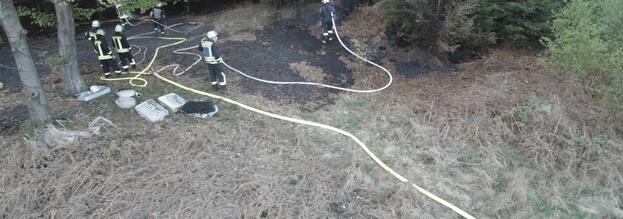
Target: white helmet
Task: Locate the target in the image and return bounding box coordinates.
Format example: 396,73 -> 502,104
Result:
96,29 -> 105,36
91,20 -> 100,28
322,0 -> 330,3
115,24 -> 123,32
157,3 -> 163,7
207,31 -> 218,39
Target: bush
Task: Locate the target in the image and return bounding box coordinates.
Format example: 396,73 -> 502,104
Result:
17,4 -> 102,30
543,0 -> 623,108
438,0 -> 495,53
475,0 -> 565,48
383,0 -> 565,52
383,0 -> 446,49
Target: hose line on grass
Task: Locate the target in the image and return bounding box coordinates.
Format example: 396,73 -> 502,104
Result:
99,36 -> 187,87
218,14 -> 393,93
99,22 -> 204,87
97,19 -> 475,219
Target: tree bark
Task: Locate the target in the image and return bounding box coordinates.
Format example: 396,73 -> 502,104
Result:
0,0 -> 52,127
54,1 -> 86,96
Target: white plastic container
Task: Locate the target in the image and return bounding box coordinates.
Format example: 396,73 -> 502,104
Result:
77,86 -> 111,102
115,90 -> 141,109
157,93 -> 186,113
134,99 -> 169,122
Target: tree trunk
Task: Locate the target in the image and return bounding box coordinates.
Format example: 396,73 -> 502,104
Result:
0,0 -> 52,127
54,1 -> 86,96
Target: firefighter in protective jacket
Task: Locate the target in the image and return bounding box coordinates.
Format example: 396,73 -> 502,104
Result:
149,3 -> 166,36
92,29 -> 121,78
112,24 -> 137,73
319,0 -> 336,44
85,20 -> 102,44
198,31 -> 227,92
116,4 -> 130,27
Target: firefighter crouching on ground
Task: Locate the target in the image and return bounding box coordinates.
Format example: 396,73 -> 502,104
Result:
198,31 -> 227,92
93,29 -> 121,78
320,0 -> 337,44
150,3 -> 166,36
112,24 -> 137,74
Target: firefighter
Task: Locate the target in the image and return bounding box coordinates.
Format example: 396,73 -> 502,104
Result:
85,20 -> 101,44
112,24 -> 137,74
93,29 -> 121,78
198,31 -> 227,92
116,4 -> 130,27
319,0 -> 337,44
149,3 -> 166,36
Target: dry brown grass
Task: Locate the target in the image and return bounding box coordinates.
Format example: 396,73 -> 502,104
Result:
370,49 -> 623,218
0,87 -> 427,218
288,61 -> 325,83
197,3 -> 297,43
2,47 -> 623,217
339,56 -> 395,89
206,4 -> 278,33
340,6 -> 387,42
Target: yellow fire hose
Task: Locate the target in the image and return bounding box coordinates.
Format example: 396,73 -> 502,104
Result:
99,37 -> 188,87
98,32 -> 476,219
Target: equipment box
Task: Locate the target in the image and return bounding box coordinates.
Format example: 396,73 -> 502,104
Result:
157,93 -> 187,113
135,99 -> 169,122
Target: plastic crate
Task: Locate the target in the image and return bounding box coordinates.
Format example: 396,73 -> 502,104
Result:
134,99 -> 169,122
77,86 -> 111,102
157,93 -> 187,113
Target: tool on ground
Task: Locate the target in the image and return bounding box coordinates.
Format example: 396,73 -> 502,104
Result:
77,85 -> 111,102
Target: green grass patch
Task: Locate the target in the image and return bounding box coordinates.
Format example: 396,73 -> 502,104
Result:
342,99 -> 369,111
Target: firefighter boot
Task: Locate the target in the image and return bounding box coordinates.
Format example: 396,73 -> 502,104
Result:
322,32 -> 328,44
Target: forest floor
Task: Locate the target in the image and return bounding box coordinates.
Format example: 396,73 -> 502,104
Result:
1,3 -> 622,218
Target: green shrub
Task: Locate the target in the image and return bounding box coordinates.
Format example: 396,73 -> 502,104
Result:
383,0 -> 445,49
383,0 -> 565,51
543,0 -> 623,108
439,0 -> 495,53
17,6 -> 58,29
17,4 -> 103,30
475,0 -> 565,48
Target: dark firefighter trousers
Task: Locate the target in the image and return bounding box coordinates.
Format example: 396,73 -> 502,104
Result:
208,63 -> 226,86
153,18 -> 165,33
100,58 -> 120,76
118,52 -> 136,72
322,20 -> 334,42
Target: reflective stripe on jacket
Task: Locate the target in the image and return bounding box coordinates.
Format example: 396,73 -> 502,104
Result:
94,35 -> 113,60
199,38 -> 222,64
112,32 -> 131,53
